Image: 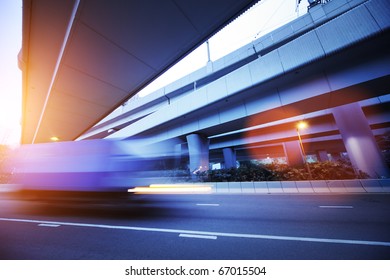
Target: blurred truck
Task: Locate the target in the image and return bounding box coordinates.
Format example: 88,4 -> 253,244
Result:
4,139 -> 184,198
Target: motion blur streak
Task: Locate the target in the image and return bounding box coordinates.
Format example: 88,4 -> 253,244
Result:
4,138 -> 186,194
128,184 -> 212,194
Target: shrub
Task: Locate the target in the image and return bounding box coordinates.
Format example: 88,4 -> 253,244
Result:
197,161 -> 276,182
266,159 -> 368,181
197,160 -> 369,182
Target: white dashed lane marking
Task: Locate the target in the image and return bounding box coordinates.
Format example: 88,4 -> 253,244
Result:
38,223 -> 61,227
179,234 -> 217,240
1,217 -> 390,247
319,206 -> 354,209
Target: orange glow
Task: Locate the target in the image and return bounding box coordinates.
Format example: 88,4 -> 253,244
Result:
50,136 -> 60,141
0,1 -> 22,146
297,121 -> 308,130
128,184 -> 213,194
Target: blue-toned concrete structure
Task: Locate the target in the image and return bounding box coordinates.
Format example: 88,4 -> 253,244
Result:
20,0 -> 258,144
79,0 -> 390,178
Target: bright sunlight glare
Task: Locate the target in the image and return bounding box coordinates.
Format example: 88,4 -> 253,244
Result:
0,0 -> 22,146
0,0 -> 308,145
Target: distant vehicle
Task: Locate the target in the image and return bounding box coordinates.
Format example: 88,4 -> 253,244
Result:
5,139 -> 185,196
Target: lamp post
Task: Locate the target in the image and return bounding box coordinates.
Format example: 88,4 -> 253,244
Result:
296,121 -> 313,180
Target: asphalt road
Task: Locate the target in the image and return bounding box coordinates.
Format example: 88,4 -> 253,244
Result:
0,192 -> 389,260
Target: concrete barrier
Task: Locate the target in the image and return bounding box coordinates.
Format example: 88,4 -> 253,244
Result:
3,179 -> 388,196
266,181 -> 283,193
241,182 -> 255,194
200,179 -> 390,194
215,182 -> 229,193
342,180 -> 366,193
360,179 -> 384,193
296,181 -> 314,193
327,180 -> 348,193
228,182 -> 242,194
310,180 -> 330,193
281,181 -> 299,193
253,181 -> 268,193
379,179 -> 390,192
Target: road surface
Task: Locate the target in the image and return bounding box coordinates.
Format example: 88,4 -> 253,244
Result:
0,192 -> 389,259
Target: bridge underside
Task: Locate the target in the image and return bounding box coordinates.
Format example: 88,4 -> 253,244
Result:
97,0 -> 390,177
20,0 -> 258,144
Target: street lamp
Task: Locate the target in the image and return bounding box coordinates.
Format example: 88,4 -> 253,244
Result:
296,121 -> 313,180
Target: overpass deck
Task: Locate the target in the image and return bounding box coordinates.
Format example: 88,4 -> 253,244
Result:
81,0 -> 390,144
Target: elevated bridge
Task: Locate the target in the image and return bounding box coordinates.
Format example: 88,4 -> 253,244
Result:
20,0 -> 258,144
79,0 -> 390,178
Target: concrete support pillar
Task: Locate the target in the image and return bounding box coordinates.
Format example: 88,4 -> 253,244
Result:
284,141 -> 304,166
206,40 -> 213,74
332,103 -> 390,178
186,134 -> 210,174
206,61 -> 213,74
316,150 -> 329,162
223,147 -> 237,169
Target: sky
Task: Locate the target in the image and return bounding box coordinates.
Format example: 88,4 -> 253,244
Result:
137,0 -> 307,97
0,0 -> 307,146
0,0 -> 22,146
